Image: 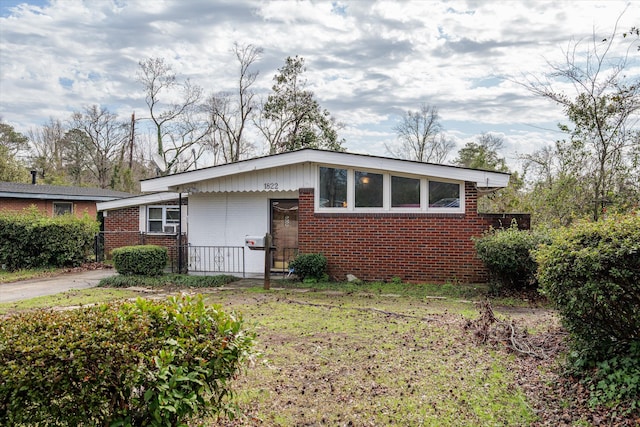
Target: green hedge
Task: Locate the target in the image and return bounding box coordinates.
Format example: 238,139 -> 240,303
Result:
535,214 -> 640,407
473,222 -> 550,292
288,253 -> 327,281
0,208 -> 99,270
112,245 -> 168,276
0,295 -> 255,426
535,214 -> 640,357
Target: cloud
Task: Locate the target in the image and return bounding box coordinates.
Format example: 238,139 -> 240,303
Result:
0,0 -> 638,171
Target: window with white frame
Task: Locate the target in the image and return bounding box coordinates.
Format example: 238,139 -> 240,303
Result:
148,206 -> 180,233
317,166 -> 463,212
53,202 -> 73,216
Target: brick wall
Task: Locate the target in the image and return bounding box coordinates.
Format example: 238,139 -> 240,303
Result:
0,198 -> 98,218
297,182 -> 528,284
102,205 -> 185,263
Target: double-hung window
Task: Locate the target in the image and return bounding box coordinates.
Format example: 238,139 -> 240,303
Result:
148,206 -> 180,233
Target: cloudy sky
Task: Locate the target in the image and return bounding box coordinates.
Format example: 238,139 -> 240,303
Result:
1,0 -> 638,169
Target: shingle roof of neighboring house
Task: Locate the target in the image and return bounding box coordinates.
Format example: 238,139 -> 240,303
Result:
0,182 -> 133,201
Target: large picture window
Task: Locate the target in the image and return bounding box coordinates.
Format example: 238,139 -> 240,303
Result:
319,167 -> 347,208
428,181 -> 460,208
148,206 -> 180,233
355,171 -> 383,208
317,166 -> 463,212
391,176 -> 420,208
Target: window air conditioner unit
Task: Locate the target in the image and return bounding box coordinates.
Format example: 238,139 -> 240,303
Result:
163,224 -> 178,233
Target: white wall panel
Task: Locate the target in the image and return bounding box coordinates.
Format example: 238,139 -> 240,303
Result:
188,190 -> 297,274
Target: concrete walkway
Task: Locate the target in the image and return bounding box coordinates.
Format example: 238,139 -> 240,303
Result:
0,269 -> 118,303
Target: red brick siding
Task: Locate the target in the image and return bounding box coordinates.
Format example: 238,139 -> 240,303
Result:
298,182 -> 503,284
0,198 -> 97,218
102,204 -> 186,263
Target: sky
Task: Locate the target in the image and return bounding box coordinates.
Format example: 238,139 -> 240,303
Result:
0,0 -> 638,171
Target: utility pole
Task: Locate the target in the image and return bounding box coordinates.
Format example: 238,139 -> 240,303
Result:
129,112 -> 135,169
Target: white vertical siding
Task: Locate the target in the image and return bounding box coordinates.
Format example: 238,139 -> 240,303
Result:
189,190 -> 298,274
195,163 -> 315,193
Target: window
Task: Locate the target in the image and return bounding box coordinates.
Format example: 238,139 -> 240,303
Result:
428,181 -> 460,208
317,166 -> 463,212
53,202 -> 73,216
148,206 -> 180,233
319,167 -> 347,208
355,171 -> 383,207
391,176 -> 420,208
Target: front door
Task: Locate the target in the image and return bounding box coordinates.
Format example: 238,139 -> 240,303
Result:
270,199 -> 298,270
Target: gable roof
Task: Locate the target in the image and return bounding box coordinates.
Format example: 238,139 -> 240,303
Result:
0,182 -> 133,202
141,148 -> 510,193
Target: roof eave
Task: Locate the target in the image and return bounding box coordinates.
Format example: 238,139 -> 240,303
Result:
140,149 -> 511,192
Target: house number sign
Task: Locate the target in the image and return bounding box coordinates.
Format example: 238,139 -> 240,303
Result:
263,182 -> 279,190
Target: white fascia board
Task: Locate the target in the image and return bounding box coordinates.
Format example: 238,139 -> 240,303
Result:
97,192 -> 186,212
140,149 -> 510,192
140,151 -> 314,192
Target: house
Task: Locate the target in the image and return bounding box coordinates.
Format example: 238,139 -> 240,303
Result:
95,192 -> 188,264
136,148 -> 528,283
0,181 -> 132,218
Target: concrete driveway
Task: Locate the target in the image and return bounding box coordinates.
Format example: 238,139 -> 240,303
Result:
0,269 -> 118,303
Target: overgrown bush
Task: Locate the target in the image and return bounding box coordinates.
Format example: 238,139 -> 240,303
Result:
473,222 -> 550,292
288,253 -> 327,281
112,244 -> 168,276
535,214 -> 640,407
0,208 -> 99,270
0,295 -> 255,426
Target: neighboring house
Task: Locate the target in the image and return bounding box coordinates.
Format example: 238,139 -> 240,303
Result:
96,192 -> 188,263
137,149 -> 529,283
0,181 -> 132,218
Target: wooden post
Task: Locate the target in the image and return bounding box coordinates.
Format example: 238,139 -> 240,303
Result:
263,232 -> 271,290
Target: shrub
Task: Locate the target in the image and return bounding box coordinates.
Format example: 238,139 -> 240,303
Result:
112,245 -> 168,276
99,273 -> 240,288
535,214 -> 640,407
0,295 -> 255,426
473,222 -> 550,292
535,214 -> 640,358
288,253 -> 327,281
0,208 -> 99,270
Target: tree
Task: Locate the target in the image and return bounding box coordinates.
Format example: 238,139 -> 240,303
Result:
69,105 -> 129,189
0,120 -> 29,182
453,133 -> 509,172
206,43 -> 262,164
138,57 -> 211,175
387,103 -> 453,163
256,56 -> 344,154
28,118 -> 69,184
453,133 -> 521,213
523,18 -> 640,221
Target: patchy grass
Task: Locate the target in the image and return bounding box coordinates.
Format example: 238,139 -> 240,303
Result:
192,289 -> 554,426
4,277 -> 599,425
0,267 -> 61,284
0,288 -> 139,315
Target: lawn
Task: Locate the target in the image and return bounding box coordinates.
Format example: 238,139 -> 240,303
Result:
202,289 -> 548,426
2,279 -> 620,426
